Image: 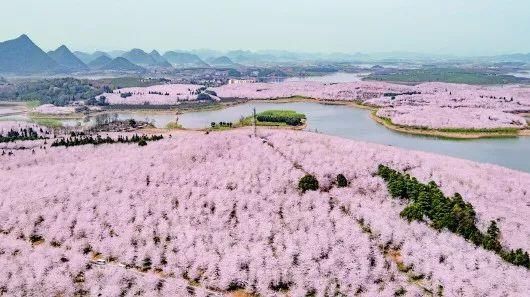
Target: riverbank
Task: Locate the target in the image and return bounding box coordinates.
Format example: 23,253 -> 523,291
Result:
112,97 -> 530,139
5,97 -> 530,139
231,97 -> 529,139
222,97 -> 530,139
369,111 -> 526,139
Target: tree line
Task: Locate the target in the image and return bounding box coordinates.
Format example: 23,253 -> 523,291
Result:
51,134 -> 163,147
256,110 -> 306,126
377,164 -> 529,268
0,128 -> 47,143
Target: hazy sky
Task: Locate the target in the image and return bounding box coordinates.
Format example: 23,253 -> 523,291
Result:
1,0 -> 529,55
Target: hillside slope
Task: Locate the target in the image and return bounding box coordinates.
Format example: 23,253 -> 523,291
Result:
47,45 -> 89,71
0,129 -> 528,296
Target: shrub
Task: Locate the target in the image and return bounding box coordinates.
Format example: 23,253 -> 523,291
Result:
298,174 -> 319,192
120,92 -> 132,98
256,110 -> 306,126
336,174 -> 348,187
29,234 -> 43,243
138,139 -> 147,146
394,287 -> 407,296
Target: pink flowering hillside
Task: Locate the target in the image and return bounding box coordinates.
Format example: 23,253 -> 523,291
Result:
376,106 -> 528,129
212,81 -> 411,101
102,84 -> 203,105
1,130 -> 528,296
212,81 -> 530,129
95,80 -> 530,129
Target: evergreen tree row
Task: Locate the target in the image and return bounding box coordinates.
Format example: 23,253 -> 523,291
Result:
0,128 -> 47,143
377,164 -> 529,269
51,134 -> 163,148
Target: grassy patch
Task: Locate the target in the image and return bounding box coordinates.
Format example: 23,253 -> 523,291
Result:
257,110 -> 306,125
32,118 -> 63,128
166,122 -> 183,129
365,68 -> 528,85
25,100 -> 41,109
239,110 -> 306,127
437,127 -> 519,134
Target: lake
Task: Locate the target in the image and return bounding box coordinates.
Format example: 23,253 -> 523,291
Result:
2,101 -> 530,173
175,102 -> 530,173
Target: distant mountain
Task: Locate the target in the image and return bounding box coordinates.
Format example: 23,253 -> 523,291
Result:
149,50 -> 172,68
225,50 -> 279,66
100,57 -> 145,72
121,48 -> 157,66
73,51 -> 110,64
0,34 -> 59,74
93,51 -> 110,59
47,45 -> 88,72
121,49 -> 172,68
107,50 -> 126,58
190,49 -> 224,60
163,51 -> 209,68
72,51 -> 92,64
87,55 -> 113,70
207,56 -> 237,67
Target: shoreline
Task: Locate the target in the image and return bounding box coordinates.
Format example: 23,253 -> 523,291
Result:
3,98 -> 529,139
228,97 -> 529,139
369,111 -> 525,139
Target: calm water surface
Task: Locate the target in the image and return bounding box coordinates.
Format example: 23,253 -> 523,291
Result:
3,101 -> 530,173
177,102 -> 530,173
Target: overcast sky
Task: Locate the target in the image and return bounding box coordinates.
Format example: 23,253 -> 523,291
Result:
1,0 -> 529,55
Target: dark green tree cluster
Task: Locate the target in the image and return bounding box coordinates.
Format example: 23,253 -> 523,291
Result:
336,174 -> 348,187
0,127 -> 47,143
120,92 -> 133,98
148,91 -> 169,96
85,96 -> 109,106
256,110 -> 306,126
0,78 -> 107,106
377,164 -> 529,269
298,174 -> 319,192
51,134 -> 163,147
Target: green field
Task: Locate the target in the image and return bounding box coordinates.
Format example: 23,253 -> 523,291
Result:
365,68 -> 528,85
25,100 -> 41,109
31,118 -> 63,128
